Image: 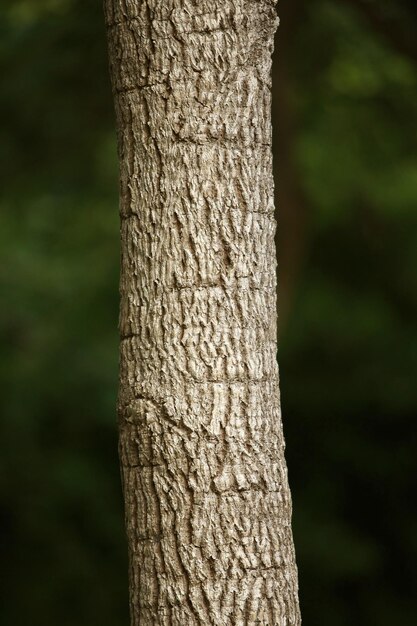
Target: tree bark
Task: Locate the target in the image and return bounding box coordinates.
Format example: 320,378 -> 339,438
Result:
104,1 -> 300,624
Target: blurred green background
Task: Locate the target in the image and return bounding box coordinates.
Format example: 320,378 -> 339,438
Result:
1,1 -> 416,624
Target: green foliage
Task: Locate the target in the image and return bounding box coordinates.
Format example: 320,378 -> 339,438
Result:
1,0 -> 416,624
281,1 -> 417,622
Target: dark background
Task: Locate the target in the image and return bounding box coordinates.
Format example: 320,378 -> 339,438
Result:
1,1 -> 416,624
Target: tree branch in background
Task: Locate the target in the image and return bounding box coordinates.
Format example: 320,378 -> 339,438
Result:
274,0 -> 310,333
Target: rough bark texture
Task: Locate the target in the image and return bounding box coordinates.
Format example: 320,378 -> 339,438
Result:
105,1 -> 300,624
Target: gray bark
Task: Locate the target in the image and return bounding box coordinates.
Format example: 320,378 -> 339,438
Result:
104,1 -> 300,624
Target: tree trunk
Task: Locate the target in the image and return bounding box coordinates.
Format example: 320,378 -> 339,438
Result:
104,1 -> 300,624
